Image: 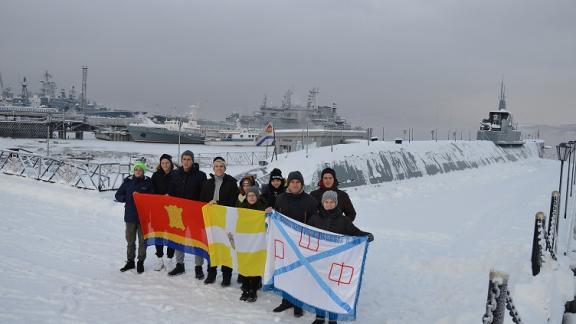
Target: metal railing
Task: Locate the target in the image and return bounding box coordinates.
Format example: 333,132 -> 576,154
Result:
0,149 -> 130,191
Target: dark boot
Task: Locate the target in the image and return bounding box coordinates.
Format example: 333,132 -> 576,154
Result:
240,290 -> 249,301
246,290 -> 257,303
328,321 -> 337,324
221,270 -> 232,287
168,263 -> 185,276
120,260 -> 135,272
273,299 -> 293,312
204,267 -> 217,284
136,260 -> 144,274
312,318 -> 325,324
195,266 -> 204,280
294,307 -> 303,318
237,274 -> 244,284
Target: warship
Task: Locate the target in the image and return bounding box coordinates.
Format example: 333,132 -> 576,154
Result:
477,82 -> 524,146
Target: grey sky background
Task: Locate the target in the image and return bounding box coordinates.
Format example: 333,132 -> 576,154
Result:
1,0 -> 574,139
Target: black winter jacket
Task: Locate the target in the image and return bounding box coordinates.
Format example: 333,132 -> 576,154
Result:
261,182 -> 286,208
237,197 -> 268,211
168,164 -> 207,200
308,207 -> 372,241
151,170 -> 172,195
310,187 -> 357,222
199,173 -> 239,207
274,191 -> 318,224
115,175 -> 154,223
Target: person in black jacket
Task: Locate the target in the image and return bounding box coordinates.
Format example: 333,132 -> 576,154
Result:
309,190 -> 373,324
261,168 -> 285,208
151,153 -> 175,271
199,156 -> 239,286
310,167 -> 357,222
236,186 -> 267,303
270,170 -> 318,318
167,150 -> 207,278
115,161 -> 154,274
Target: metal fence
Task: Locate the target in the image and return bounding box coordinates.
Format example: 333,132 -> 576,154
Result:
0,149 -> 130,191
194,151 -> 270,167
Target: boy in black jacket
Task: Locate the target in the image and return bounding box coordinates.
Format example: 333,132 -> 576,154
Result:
308,190 -> 373,324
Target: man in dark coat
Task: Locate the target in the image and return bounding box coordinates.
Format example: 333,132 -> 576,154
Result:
199,156 -> 239,286
115,161 -> 154,274
271,170 -> 318,318
308,190 -> 373,324
310,167 -> 357,222
151,153 -> 175,271
167,150 -> 207,278
261,168 -> 286,208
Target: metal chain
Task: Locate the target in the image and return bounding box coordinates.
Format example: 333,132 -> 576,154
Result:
482,282 -> 502,324
505,290 -> 523,324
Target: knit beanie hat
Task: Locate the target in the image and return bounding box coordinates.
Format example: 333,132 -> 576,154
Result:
132,161 -> 147,173
246,185 -> 260,199
287,171 -> 304,186
181,150 -> 194,160
269,168 -> 283,181
321,190 -> 338,205
213,156 -> 226,167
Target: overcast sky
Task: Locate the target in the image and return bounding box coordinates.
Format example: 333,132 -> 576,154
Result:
1,0 -> 574,137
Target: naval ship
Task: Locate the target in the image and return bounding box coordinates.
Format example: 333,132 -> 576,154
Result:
477,82 -> 524,146
238,88 -> 352,130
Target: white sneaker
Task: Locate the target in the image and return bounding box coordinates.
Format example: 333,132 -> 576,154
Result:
165,257 -> 175,271
153,256 -> 164,271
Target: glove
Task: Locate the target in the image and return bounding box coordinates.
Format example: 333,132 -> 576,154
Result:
366,233 -> 374,242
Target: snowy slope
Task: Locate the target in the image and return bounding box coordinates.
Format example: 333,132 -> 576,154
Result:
257,140 -> 543,191
0,148 -> 570,323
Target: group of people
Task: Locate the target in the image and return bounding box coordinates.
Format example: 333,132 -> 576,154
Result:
114,150 -> 374,324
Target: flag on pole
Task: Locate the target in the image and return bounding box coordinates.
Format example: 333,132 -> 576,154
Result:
133,193 -> 209,259
202,204 -> 267,276
256,122 -> 274,146
263,210 -> 369,321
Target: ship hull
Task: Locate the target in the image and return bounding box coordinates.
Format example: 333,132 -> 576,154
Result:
477,130 -> 524,146
127,125 -> 205,144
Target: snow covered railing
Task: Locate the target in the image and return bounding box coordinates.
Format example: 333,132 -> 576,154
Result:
194,151 -> 270,167
482,270 -> 523,324
0,149 -> 130,191
546,191 -> 561,257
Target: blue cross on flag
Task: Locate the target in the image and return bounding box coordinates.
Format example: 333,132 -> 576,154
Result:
263,211 -> 370,321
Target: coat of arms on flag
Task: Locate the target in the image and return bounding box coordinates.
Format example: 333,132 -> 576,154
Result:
263,211 -> 370,320
133,193 -> 209,259
203,204 -> 267,277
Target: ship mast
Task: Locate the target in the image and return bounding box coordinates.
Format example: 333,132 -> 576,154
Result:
498,80 -> 506,111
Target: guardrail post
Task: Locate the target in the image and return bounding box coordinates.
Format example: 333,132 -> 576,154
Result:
531,212 -> 546,276
482,270 -> 508,324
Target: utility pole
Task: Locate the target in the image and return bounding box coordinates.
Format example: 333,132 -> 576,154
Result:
81,66 -> 88,115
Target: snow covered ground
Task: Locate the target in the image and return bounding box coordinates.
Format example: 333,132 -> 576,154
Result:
1,139 -> 573,323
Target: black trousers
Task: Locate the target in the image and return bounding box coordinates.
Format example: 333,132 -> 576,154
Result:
155,245 -> 174,258
241,276 -> 262,292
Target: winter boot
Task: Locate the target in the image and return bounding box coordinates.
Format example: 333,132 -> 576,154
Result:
328,321 -> 337,324
194,265 -> 205,280
273,299 -> 293,312
168,263 -> 185,276
293,307 -> 303,318
136,260 -> 144,274
204,267 -> 217,284
221,271 -> 232,287
246,290 -> 257,303
237,274 -> 244,284
120,260 -> 135,272
153,256 -> 164,271
312,318 -> 326,324
240,290 -> 249,301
